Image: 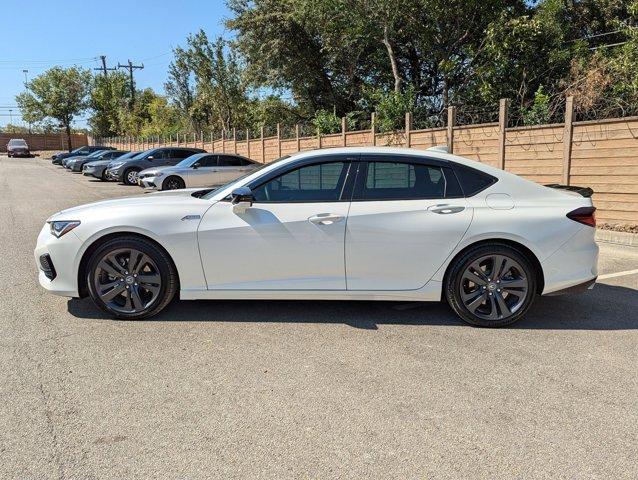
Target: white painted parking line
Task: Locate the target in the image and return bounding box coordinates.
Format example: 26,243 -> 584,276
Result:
598,269 -> 638,280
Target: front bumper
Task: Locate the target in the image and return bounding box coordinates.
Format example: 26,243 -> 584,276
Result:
138,176 -> 161,189
105,168 -> 123,181
34,223 -> 83,297
8,150 -> 30,157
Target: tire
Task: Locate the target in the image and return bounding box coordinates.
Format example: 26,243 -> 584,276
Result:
86,236 -> 178,320
162,176 -> 185,190
123,167 -> 140,185
444,243 -> 537,327
100,169 -> 107,181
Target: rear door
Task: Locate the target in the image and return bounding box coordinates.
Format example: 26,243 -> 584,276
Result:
345,155 -> 472,290
217,155 -> 253,183
188,154 -> 222,187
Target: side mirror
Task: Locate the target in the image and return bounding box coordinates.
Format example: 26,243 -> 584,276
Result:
192,162 -> 201,169
231,186 -> 254,214
147,155 -> 154,161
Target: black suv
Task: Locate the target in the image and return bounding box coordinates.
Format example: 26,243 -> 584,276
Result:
105,147 -> 206,185
51,145 -> 115,165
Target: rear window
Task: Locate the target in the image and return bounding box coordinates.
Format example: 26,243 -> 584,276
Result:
451,163 -> 497,196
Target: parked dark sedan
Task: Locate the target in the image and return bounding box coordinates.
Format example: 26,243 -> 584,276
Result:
104,147 -> 206,185
7,138 -> 31,157
66,150 -> 128,172
51,145 -> 114,165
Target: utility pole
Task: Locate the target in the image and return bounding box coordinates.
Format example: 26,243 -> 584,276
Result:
117,60 -> 144,107
94,55 -> 116,77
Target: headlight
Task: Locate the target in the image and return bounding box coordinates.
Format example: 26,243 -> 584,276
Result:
49,220 -> 81,238
154,172 -> 164,177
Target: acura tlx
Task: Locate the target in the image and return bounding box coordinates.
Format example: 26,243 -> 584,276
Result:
35,147 -> 598,327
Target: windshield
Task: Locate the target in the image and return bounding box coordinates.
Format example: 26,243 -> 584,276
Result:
8,139 -> 27,146
71,146 -> 87,153
176,155 -> 200,168
200,156 -> 290,200
86,150 -> 106,158
114,151 -> 138,161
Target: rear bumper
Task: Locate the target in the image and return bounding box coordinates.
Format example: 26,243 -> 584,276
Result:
541,226 -> 599,295
544,277 -> 597,296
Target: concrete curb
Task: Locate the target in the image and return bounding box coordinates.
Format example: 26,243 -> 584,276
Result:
596,229 -> 638,246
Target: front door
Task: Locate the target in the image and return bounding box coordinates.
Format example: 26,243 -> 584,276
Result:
345,156 -> 472,290
198,158 -> 353,290
187,154 -> 222,187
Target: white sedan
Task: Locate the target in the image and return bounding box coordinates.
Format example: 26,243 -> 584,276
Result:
138,152 -> 259,190
35,147 -> 598,327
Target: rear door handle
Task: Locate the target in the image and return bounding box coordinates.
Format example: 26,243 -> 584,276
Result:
308,213 -> 345,225
427,204 -> 465,214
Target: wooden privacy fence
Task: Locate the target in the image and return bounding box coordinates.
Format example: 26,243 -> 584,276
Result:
102,97 -> 638,226
0,133 -> 88,152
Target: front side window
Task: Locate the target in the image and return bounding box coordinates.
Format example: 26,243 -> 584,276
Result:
252,161 -> 349,203
196,155 -> 217,167
355,161 -> 446,200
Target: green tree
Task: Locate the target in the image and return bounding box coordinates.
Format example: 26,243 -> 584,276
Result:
16,66 -> 92,151
89,71 -> 129,137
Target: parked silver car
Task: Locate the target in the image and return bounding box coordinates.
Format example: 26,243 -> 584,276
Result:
83,151 -> 140,180
138,153 -> 259,190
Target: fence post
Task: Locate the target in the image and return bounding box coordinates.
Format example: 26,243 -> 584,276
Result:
210,132 -> 215,152
447,106 -> 456,154
261,126 -> 265,163
295,124 -> 300,152
405,112 -> 413,148
498,98 -> 509,170
233,128 -> 237,154
277,123 -> 282,158
200,131 -> 204,149
562,96 -> 575,185
342,117 -> 347,146
318,127 -> 322,149
371,112 -> 376,146
222,130 -> 226,153
246,128 -> 251,159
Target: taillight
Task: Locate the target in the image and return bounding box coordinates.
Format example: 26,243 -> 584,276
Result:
567,207 -> 596,227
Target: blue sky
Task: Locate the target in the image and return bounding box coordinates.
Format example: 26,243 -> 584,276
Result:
0,0 -> 232,128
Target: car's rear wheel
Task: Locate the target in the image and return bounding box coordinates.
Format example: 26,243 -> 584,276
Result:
162,176 -> 185,190
445,244 -> 536,327
86,236 -> 178,319
123,168 -> 140,185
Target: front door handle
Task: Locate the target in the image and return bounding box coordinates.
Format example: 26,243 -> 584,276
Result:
427,204 -> 465,214
308,213 -> 345,225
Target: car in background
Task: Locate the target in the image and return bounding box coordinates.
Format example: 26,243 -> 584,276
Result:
138,153 -> 258,190
83,151 -> 140,181
51,146 -> 114,165
35,147 -> 598,325
104,147 -> 205,185
67,150 -> 128,172
63,149 -> 109,168
7,138 -> 31,157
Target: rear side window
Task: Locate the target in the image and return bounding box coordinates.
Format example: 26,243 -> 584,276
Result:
172,149 -> 194,159
218,155 -> 244,167
355,161 -> 446,200
197,155 -> 217,167
452,163 -> 498,196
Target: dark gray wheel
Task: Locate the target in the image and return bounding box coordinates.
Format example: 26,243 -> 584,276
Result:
445,244 -> 536,327
123,168 -> 140,185
162,176 -> 185,190
86,237 -> 178,319
100,169 -> 108,181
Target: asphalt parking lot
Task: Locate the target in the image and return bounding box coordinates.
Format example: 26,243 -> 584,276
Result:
1,155 -> 637,479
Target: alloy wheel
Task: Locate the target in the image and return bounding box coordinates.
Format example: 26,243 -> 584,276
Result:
93,248 -> 162,314
165,177 -> 183,190
459,254 -> 528,321
126,170 -> 139,184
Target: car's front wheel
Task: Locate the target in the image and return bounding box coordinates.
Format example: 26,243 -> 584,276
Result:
162,176 -> 185,190
86,236 -> 178,319
123,167 -> 141,185
445,243 -> 536,327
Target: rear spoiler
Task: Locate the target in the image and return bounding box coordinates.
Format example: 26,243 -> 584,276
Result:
544,184 -> 594,198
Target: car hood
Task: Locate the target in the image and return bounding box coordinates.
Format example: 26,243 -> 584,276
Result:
139,166 -> 175,176
49,189 -> 212,222
84,159 -> 111,167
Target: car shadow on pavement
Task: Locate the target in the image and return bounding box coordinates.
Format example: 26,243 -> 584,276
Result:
67,283 -> 637,330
